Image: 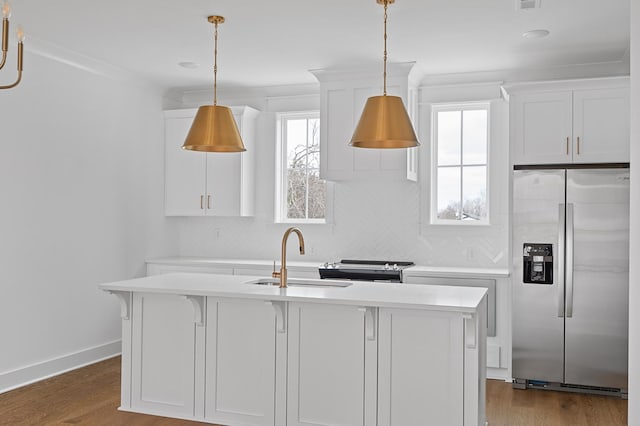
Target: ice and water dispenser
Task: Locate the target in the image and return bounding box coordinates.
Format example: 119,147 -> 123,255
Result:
522,243 -> 553,284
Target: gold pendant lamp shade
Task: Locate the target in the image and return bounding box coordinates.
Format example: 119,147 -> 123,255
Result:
350,0 -> 419,149
183,105 -> 244,152
182,16 -> 246,153
350,95 -> 418,148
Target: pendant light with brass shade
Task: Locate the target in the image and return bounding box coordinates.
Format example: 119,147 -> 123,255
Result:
350,0 -> 419,149
182,16 -> 245,152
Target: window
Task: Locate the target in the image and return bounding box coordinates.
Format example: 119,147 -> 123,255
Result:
276,112 -> 326,223
431,103 -> 489,223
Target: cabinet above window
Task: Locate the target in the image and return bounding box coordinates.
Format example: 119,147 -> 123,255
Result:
310,63 -> 419,182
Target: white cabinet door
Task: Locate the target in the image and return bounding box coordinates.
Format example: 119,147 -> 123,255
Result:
205,151 -> 242,216
512,91 -> 573,165
572,88 -> 629,163
164,107 -> 258,217
377,308 -> 465,426
164,110 -> 207,216
287,302 -> 377,426
130,293 -> 200,418
205,298 -> 279,426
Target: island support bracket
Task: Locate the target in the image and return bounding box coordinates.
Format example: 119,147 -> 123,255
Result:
182,295 -> 206,326
268,301 -> 287,333
106,290 -> 132,320
358,307 -> 377,340
463,313 -> 477,349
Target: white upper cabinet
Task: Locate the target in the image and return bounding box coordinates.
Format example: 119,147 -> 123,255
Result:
164,106 -> 259,216
311,63 -> 419,181
572,88 -> 629,163
508,78 -> 629,165
512,91 -> 573,164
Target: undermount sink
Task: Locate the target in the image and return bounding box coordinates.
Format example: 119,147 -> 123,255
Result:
245,278 -> 352,288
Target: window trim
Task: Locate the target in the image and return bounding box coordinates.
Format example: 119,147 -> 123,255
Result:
275,110 -> 326,224
430,102 -> 491,226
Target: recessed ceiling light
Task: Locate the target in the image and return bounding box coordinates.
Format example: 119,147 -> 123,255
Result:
522,29 -> 550,39
178,61 -> 199,69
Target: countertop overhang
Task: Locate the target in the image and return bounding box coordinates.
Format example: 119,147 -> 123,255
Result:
99,272 -> 487,314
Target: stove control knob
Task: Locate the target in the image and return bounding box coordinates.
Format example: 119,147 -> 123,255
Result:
323,262 -> 329,268
384,263 -> 390,270
393,264 -> 399,271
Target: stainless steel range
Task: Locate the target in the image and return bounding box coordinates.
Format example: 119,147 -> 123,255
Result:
318,259 -> 414,282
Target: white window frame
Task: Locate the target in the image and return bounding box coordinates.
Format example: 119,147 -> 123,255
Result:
430,102 -> 491,226
275,111 -> 326,224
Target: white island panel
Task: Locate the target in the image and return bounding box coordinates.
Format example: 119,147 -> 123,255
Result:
130,293 -> 198,418
205,297 -> 278,426
378,308 -> 464,426
287,302 -> 374,426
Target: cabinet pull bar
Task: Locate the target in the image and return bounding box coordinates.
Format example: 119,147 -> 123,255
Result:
577,136 -> 580,155
566,137 -> 569,155
207,195 -> 211,209
200,195 -> 204,209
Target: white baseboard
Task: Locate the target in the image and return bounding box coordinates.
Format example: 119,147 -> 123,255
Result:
487,367 -> 510,381
0,340 -> 122,394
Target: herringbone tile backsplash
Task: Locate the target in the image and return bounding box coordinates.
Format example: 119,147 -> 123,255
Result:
176,180 -> 508,268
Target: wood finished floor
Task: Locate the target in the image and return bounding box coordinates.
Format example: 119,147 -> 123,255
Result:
0,356 -> 627,425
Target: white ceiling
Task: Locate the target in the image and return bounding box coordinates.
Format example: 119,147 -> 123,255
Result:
12,0 -> 630,90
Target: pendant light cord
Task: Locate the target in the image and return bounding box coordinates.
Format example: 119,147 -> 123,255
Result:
383,0 -> 388,96
213,20 -> 219,105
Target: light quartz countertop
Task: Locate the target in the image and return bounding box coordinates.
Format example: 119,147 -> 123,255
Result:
99,272 -> 487,314
146,257 -> 321,270
146,257 -> 510,278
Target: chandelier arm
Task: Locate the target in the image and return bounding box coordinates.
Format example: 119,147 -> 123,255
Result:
1,17 -> 8,69
0,40 -> 22,89
0,69 -> 21,89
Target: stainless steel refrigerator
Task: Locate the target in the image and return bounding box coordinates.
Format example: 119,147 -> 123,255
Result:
512,165 -> 629,395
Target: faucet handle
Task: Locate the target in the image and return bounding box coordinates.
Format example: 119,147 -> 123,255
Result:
272,261 -> 280,279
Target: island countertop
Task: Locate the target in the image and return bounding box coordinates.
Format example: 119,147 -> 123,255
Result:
99,272 -> 487,314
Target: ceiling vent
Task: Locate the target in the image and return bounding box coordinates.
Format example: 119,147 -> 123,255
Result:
516,0 -> 541,10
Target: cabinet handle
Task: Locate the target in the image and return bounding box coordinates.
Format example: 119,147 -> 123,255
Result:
207,195 -> 211,209
577,136 -> 581,155
200,195 -> 204,210
566,137 -> 570,155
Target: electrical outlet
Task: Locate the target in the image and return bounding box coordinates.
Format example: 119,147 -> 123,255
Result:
466,248 -> 475,260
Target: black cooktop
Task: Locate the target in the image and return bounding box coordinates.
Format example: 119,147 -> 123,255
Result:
318,259 -> 415,282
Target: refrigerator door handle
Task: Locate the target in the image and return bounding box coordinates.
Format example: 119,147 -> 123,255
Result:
558,203 -> 566,318
566,203 -> 575,318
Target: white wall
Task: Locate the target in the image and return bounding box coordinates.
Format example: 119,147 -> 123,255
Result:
169,86 -> 510,269
628,1 -> 638,422
0,50 -> 175,392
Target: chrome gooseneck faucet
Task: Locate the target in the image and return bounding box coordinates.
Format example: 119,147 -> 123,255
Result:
273,227 -> 305,288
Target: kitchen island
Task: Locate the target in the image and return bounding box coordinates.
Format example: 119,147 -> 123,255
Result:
100,272 -> 487,426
